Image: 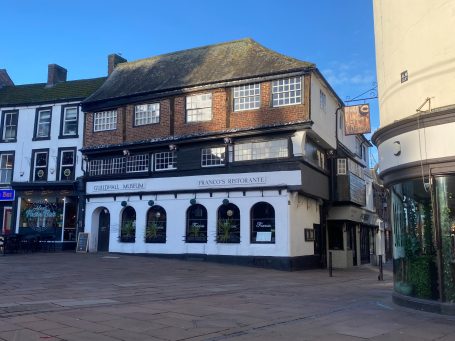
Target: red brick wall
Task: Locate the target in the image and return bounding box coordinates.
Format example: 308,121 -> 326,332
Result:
83,75 -> 310,148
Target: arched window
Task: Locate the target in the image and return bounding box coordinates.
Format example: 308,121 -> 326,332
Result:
120,206 -> 136,243
251,202 -> 275,243
186,204 -> 207,243
145,205 -> 166,243
217,203 -> 240,243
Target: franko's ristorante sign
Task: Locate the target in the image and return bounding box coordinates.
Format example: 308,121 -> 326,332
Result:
197,176 -> 266,187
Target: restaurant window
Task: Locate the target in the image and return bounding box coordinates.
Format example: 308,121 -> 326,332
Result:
34,108 -> 52,139
250,202 -> 275,243
145,205 -> 166,243
61,106 -> 78,137
1,111 -> 18,142
186,93 -> 212,122
201,147 -> 225,167
0,152 -> 14,184
233,83 -> 260,111
120,206 -> 136,243
217,203 -> 240,243
186,204 -> 207,243
31,149 -> 49,182
58,148 -> 75,181
272,77 -> 302,107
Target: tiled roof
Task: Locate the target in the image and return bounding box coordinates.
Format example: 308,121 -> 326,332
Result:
0,77 -> 106,107
83,38 -> 314,110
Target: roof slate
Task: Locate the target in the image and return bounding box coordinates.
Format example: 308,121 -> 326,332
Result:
0,77 -> 106,107
83,38 -> 314,108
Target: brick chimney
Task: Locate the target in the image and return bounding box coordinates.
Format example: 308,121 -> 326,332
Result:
0,69 -> 14,88
108,54 -> 127,75
47,64 -> 67,87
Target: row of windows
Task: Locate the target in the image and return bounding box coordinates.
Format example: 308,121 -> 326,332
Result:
116,202 -> 276,244
0,106 -> 79,142
336,158 -> 365,179
93,77 -> 303,132
87,139 -> 289,176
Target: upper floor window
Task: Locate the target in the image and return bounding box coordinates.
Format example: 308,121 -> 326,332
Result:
186,93 -> 212,122
234,139 -> 288,162
94,110 -> 117,132
337,159 -> 347,175
201,147 -> 225,167
272,77 -> 302,107
35,108 -> 52,139
1,111 -> 18,142
154,151 -> 176,171
0,153 -> 14,183
349,159 -> 364,179
233,83 -> 260,111
58,148 -> 76,180
320,90 -> 327,111
61,106 -> 78,137
32,149 -> 49,181
135,103 -> 160,126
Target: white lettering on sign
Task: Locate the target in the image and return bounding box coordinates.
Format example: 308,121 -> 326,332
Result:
93,183 -> 145,192
256,222 -> 272,229
198,176 -> 266,187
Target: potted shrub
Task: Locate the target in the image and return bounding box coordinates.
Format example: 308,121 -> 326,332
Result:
217,219 -> 239,243
187,223 -> 206,243
120,220 -> 135,243
145,221 -> 165,243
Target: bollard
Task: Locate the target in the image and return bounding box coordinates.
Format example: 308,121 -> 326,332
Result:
378,255 -> 383,281
329,251 -> 333,277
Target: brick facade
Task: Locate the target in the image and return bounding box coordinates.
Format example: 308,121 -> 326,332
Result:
83,75 -> 311,148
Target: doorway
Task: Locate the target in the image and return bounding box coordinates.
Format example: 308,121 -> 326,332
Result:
360,225 -> 370,264
97,208 -> 110,252
2,207 -> 12,234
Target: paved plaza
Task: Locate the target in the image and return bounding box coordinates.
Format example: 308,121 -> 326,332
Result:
0,253 -> 455,340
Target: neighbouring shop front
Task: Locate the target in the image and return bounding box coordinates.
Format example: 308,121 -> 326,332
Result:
13,186 -> 80,250
391,176 -> 455,309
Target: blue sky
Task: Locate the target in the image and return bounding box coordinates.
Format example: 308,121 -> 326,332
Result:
0,0 -> 379,163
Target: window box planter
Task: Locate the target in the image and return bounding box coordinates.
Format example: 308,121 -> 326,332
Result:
119,236 -> 135,243
145,235 -> 166,243
185,235 -> 207,243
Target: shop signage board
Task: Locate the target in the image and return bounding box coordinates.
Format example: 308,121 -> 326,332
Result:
344,104 -> 371,135
76,232 -> 89,253
0,190 -> 15,201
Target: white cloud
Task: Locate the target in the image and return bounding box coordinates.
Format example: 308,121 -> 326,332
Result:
321,60 -> 376,87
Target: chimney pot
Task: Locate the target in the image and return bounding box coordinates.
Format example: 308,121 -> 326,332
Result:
108,54 -> 127,75
47,64 -> 67,87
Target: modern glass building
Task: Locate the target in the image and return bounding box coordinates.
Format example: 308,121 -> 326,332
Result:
372,0 -> 455,314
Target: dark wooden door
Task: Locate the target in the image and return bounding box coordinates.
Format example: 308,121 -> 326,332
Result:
97,210 -> 110,252
360,226 -> 370,264
313,224 -> 326,268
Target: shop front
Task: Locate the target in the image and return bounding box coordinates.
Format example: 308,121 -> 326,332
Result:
391,176 -> 455,311
0,189 -> 15,235
14,186 -> 80,250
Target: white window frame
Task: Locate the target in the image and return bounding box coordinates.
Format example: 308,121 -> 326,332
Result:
126,154 -> 149,173
154,152 -> 176,171
201,147 -> 225,167
62,107 -> 78,136
134,103 -> 160,126
33,151 -> 48,181
272,77 -> 302,107
94,110 -> 117,132
36,109 -> 51,138
320,89 -> 327,112
337,159 -> 347,175
0,153 -> 13,184
234,139 -> 288,162
59,150 -> 75,180
233,83 -> 261,111
2,112 -> 17,141
186,93 -> 212,122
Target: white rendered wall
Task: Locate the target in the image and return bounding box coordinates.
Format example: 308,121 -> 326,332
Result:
1,102 -> 84,182
288,193 -> 320,257
310,74 -> 337,149
85,190 -> 291,257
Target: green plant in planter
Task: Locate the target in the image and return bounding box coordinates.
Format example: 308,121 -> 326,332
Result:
218,219 -> 232,242
189,224 -> 201,237
121,220 -> 135,238
146,221 -> 159,239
